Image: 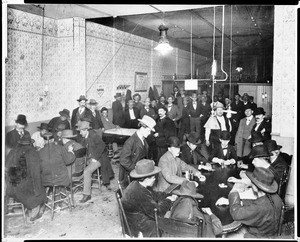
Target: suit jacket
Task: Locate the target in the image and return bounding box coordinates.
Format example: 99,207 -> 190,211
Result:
121,180 -> 172,237
112,100 -> 125,127
200,102 -> 212,123
154,117 -> 176,148
166,104 -> 182,122
251,119 -> 272,141
119,132 -> 149,186
100,115 -> 116,130
187,101 -> 203,118
208,143 -> 238,162
180,143 -> 208,165
81,129 -> 106,161
6,129 -> 31,150
231,100 -> 244,121
48,116 -> 71,132
71,107 -> 93,129
170,196 -> 223,237
123,107 -> 141,129
140,106 -> 157,121
269,154 -> 288,185
229,191 -> 282,238
156,151 -> 199,192
90,110 -> 104,130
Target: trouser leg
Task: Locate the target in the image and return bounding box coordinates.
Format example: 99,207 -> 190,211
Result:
83,160 -> 101,196
100,156 -> 114,185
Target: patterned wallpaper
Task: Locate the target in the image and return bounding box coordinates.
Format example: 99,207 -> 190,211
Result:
272,5 -> 296,138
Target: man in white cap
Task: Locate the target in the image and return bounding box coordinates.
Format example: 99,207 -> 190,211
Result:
119,115 -> 156,189
204,101 -> 232,150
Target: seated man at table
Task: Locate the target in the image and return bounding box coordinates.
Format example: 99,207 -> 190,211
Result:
77,121 -> 114,202
169,180 -> 223,237
208,131 -> 237,166
226,167 -> 282,238
121,159 -> 177,237
119,115 -> 156,189
156,136 -> 204,192
180,132 -> 208,165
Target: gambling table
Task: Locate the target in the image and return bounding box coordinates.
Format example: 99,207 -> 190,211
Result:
102,128 -> 137,145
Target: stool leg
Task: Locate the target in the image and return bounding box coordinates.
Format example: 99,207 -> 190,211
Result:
21,204 -> 27,225
51,186 -> 55,221
65,187 -> 72,213
97,168 -> 101,191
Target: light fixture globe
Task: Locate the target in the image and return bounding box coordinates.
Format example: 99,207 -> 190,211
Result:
154,24 -> 173,55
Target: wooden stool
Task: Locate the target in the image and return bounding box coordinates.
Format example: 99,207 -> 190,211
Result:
44,185 -> 72,220
5,196 -> 27,224
91,167 -> 102,191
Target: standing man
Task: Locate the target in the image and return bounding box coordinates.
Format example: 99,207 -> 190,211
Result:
71,95 -> 93,130
154,106 -> 177,163
199,95 -> 212,141
132,93 -> 143,113
6,114 -> 30,153
87,99 -> 104,137
112,93 -> 125,127
48,109 -> 71,132
118,115 -> 156,189
31,123 -> 50,151
187,92 -> 203,140
178,96 -> 191,143
235,103 -> 256,158
231,93 -> 244,123
77,121 -> 114,202
166,95 -> 182,133
251,107 -> 271,141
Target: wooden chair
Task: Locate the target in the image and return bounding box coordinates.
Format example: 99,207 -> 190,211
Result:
154,208 -> 204,237
278,203 -> 294,236
115,189 -> 133,237
278,163 -> 291,200
5,196 -> 27,225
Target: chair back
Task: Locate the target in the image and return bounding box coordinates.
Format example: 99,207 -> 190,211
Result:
154,211 -> 203,237
278,164 -> 291,200
117,180 -> 124,197
115,189 -> 132,237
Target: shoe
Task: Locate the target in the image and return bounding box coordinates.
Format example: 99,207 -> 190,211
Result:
79,195 -> 91,203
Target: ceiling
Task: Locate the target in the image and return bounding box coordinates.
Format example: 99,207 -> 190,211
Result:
8,4 -> 274,67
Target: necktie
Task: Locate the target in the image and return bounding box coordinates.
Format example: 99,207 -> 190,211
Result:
92,111 -> 96,117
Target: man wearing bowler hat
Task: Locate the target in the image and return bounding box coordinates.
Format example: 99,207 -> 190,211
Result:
156,136 -> 204,192
77,121 -> 114,203
112,93 -> 125,127
180,131 -> 209,165
6,114 -> 30,152
119,115 -> 156,189
31,123 -> 50,151
48,109 -> 71,133
226,167 -> 283,238
169,180 -> 223,237
121,159 -> 177,237
71,95 -> 93,130
250,107 -> 271,141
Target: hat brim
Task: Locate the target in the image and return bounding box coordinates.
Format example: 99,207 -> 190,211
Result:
16,120 -> 28,126
172,189 -> 204,199
248,138 -> 264,143
77,99 -> 88,102
18,139 -> 35,145
130,166 -> 161,178
248,153 -> 270,159
137,119 -> 155,132
59,112 -> 70,118
61,135 -> 77,139
246,171 -> 278,193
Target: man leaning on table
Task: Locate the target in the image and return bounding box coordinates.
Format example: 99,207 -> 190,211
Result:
156,136 -> 204,192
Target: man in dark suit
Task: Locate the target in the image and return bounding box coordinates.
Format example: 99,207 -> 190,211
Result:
87,99 -> 104,137
71,95 -> 93,130
112,93 -> 125,127
77,121 -> 114,203
171,85 -> 181,105
249,96 -> 257,111
123,99 -> 140,129
6,114 -> 30,152
208,131 -> 237,165
156,95 -> 167,111
48,109 -> 71,133
154,106 -> 177,163
178,96 -> 190,143
199,95 -> 212,141
251,107 -> 271,141
187,92 -> 203,140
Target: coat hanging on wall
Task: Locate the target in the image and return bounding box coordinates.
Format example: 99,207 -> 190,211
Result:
148,87 -> 155,101
153,86 -> 160,100
125,89 -> 132,110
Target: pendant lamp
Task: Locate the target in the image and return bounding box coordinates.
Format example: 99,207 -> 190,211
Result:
154,24 -> 173,55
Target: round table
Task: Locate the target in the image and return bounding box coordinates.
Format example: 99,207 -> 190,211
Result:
194,163 -> 242,233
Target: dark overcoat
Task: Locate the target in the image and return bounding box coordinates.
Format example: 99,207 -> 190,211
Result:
6,129 -> 30,150
112,100 -> 125,127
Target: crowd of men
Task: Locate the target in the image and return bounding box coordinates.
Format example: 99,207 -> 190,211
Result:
4,86 -> 291,238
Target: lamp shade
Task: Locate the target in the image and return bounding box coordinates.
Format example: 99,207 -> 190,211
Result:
154,24 -> 173,55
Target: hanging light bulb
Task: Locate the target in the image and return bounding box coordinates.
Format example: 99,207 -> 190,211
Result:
154,24 -> 173,55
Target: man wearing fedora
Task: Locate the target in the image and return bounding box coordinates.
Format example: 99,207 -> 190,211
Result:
250,107 -> 271,142
48,109 -> 71,133
6,114 -> 30,152
61,129 -> 86,180
204,101 -> 232,150
5,133 -> 47,222
156,136 -> 204,192
227,167 -> 283,238
208,131 -> 238,166
77,121 -> 114,202
87,99 -> 104,137
235,103 -> 256,158
112,93 -> 125,127
180,132 -> 208,165
264,140 -> 289,185
169,180 -> 223,237
119,115 -> 156,189
71,95 -> 93,130
121,159 -> 177,237
31,123 -> 50,151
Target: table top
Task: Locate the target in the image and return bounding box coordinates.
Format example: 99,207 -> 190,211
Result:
103,128 -> 137,136
194,163 -> 242,233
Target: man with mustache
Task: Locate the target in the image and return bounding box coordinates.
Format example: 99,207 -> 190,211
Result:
250,107 -> 271,142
